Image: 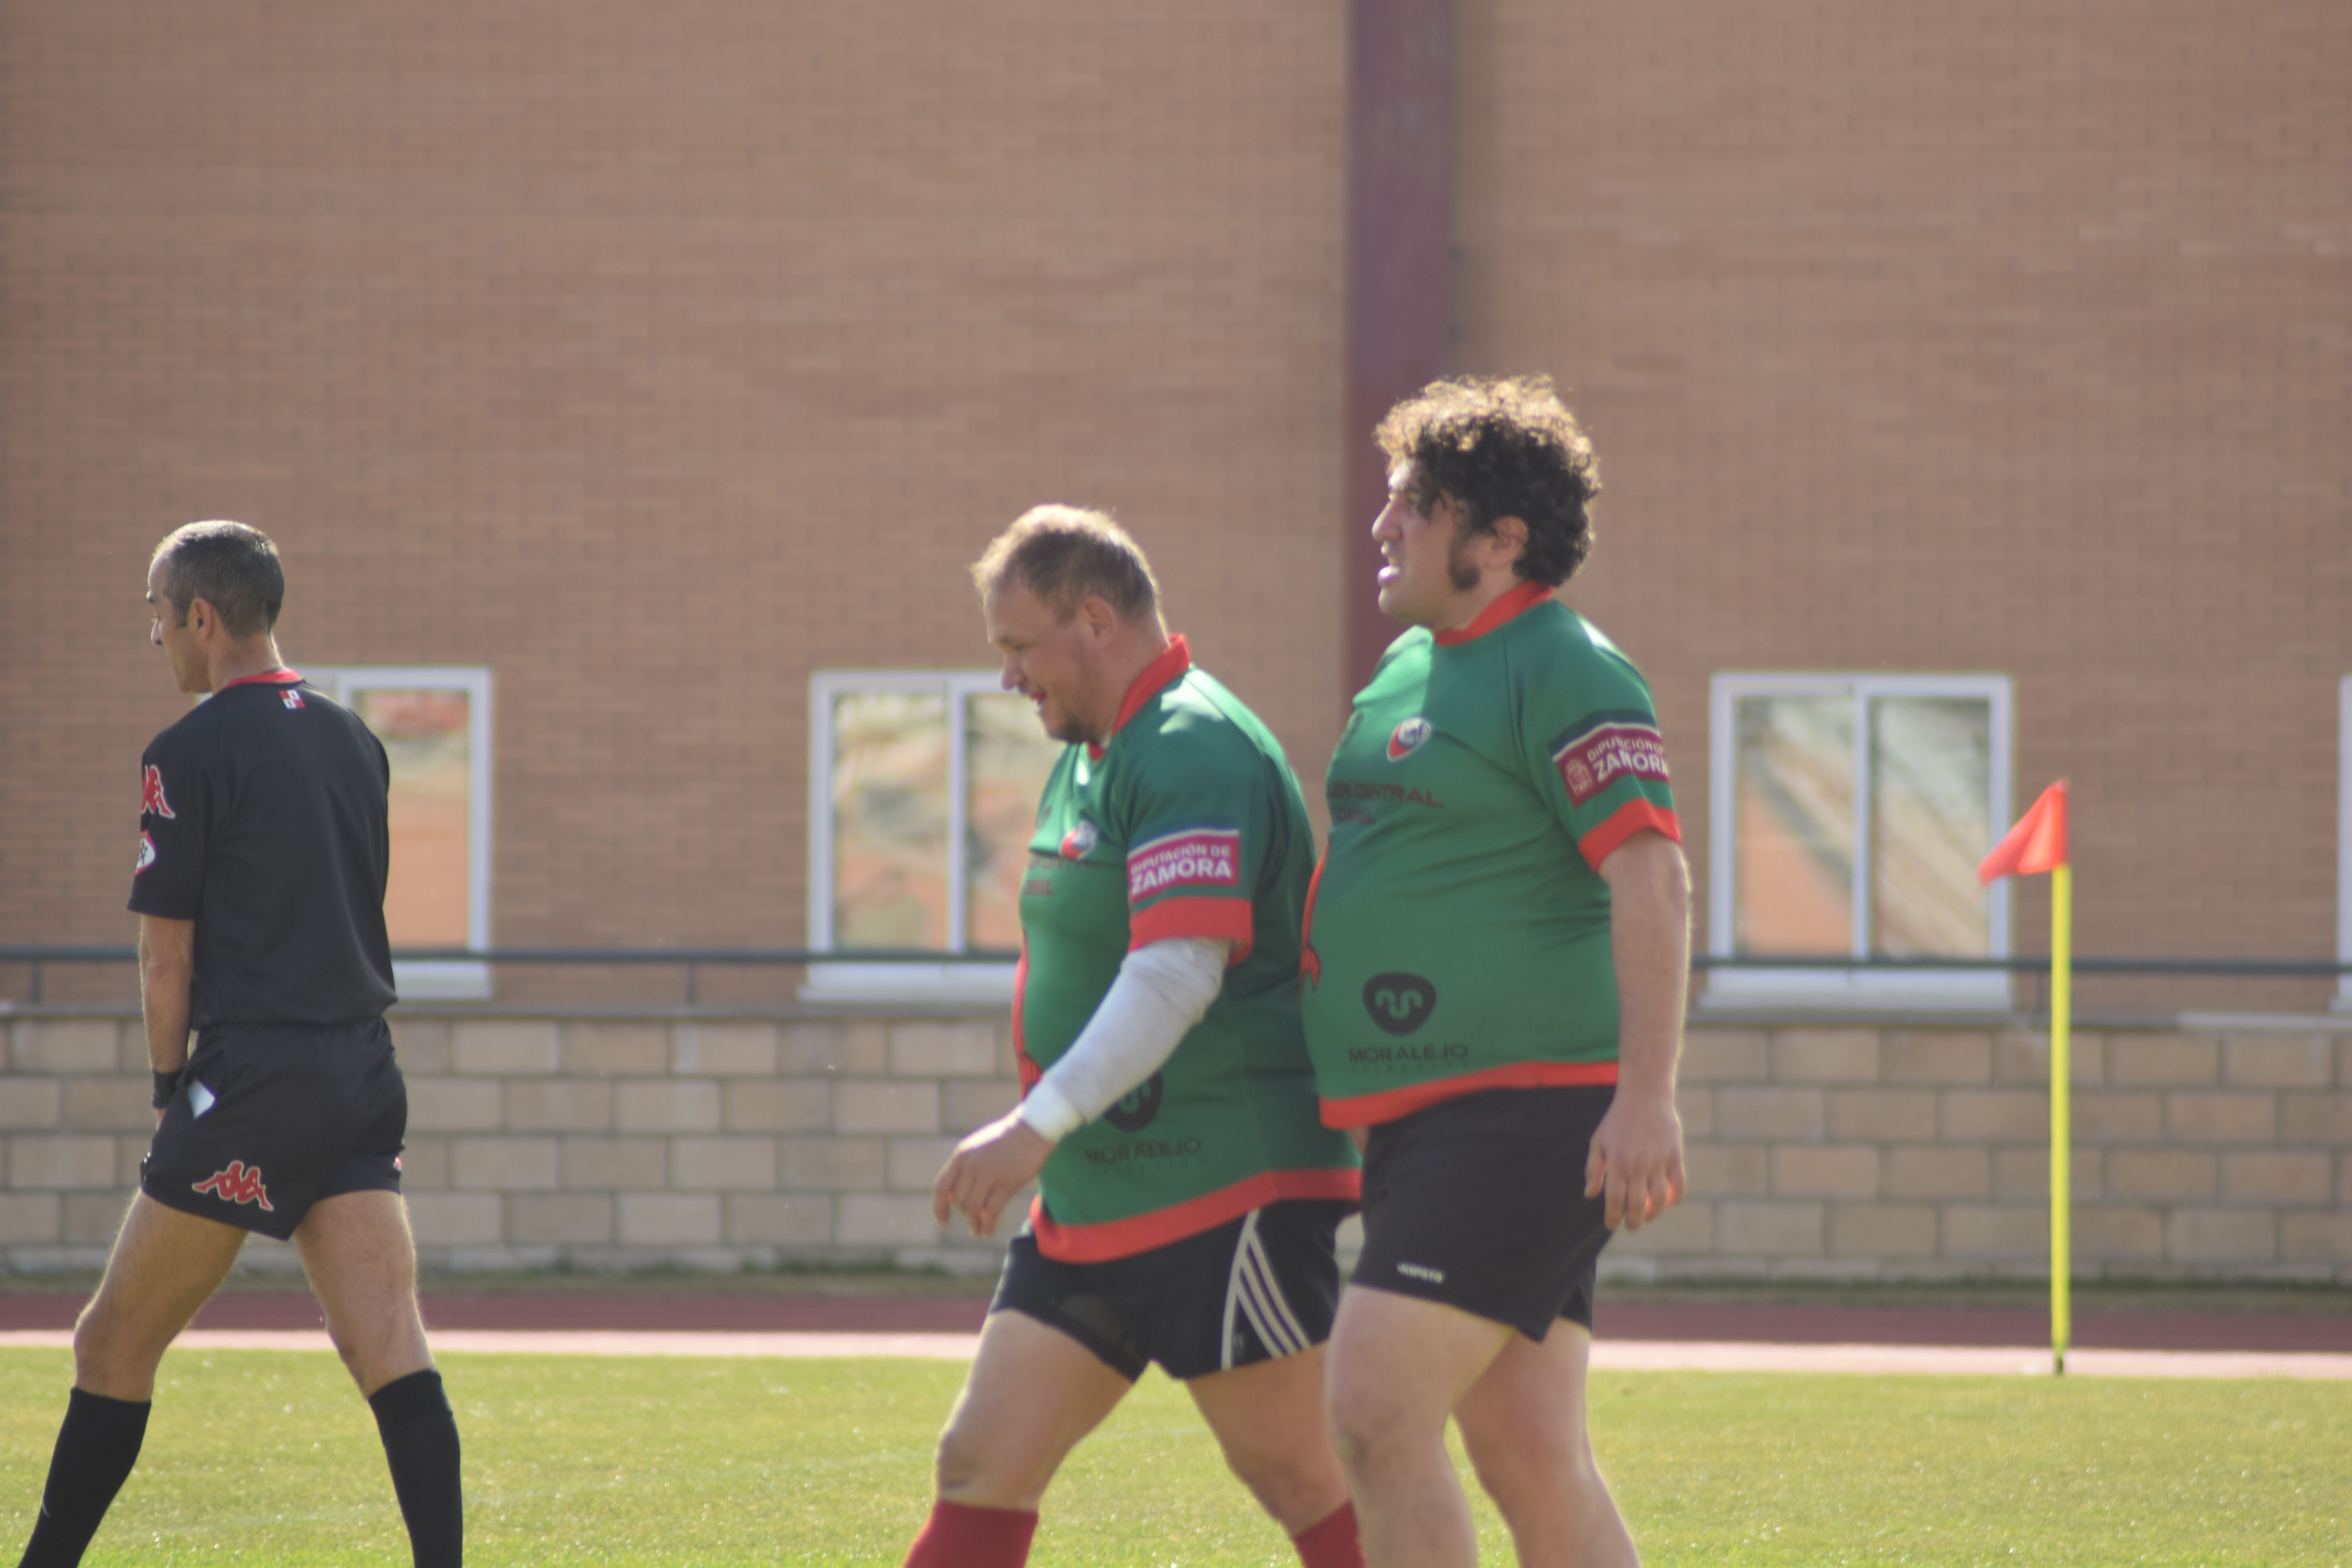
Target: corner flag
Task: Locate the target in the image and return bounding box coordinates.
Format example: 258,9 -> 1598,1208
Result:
1979,780 -> 2067,882
1979,780 -> 2073,1374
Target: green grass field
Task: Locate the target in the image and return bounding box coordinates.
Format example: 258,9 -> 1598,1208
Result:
1,1348 -> 2343,1565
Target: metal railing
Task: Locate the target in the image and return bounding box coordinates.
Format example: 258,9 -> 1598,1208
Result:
0,945 -> 1021,1007
2,945 -> 2345,1009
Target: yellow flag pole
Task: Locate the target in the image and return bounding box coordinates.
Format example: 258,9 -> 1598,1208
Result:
2049,861 -> 2073,1376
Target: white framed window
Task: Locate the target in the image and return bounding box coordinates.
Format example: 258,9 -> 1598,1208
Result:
2337,675 -> 2350,1012
1707,673 -> 2013,1008
804,671 -> 1061,1002
304,667 -> 495,1000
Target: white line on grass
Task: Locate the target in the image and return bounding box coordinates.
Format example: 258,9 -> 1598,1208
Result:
5,1330 -> 2347,1377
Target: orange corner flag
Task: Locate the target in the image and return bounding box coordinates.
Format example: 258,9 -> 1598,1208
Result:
1978,780 -> 2068,884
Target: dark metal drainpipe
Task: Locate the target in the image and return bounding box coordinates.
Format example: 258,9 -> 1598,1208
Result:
1343,0 -> 1454,699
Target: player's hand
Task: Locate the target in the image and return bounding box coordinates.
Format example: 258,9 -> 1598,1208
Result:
932,1111 -> 1052,1238
1584,1089 -> 1685,1232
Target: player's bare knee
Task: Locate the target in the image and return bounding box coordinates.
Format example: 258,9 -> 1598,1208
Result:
930,1420 -> 987,1495
324,1331 -> 368,1387
1321,1371 -> 1390,1455
1322,1394 -> 1403,1479
1225,1446 -> 1342,1531
70,1304 -> 154,1396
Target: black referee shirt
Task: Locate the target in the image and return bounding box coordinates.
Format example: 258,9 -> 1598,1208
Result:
127,670 -> 399,1027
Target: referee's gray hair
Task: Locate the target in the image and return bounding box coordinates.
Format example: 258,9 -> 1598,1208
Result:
151,521 -> 285,638
971,505 -> 1161,622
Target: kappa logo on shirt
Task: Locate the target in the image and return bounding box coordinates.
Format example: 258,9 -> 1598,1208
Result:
280,688 -> 305,710
1127,828 -> 1240,901
135,832 -> 158,873
1059,819 -> 1101,859
192,1161 -> 274,1212
140,765 -> 176,820
1386,717 -> 1434,762
1551,721 -> 1670,806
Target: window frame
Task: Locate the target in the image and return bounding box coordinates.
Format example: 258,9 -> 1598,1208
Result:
2338,675 -> 2351,1011
804,669 -> 1039,1002
1706,671 -> 2014,1009
302,666 -> 496,1000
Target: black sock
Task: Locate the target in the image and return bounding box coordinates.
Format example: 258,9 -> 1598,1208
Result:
19,1388 -> 151,1568
367,1369 -> 463,1568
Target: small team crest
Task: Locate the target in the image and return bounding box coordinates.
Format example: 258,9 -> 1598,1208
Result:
1386,717 -> 1434,762
280,688 -> 305,710
140,765 -> 175,819
192,1160 -> 273,1212
1059,819 -> 1100,859
135,832 -> 157,873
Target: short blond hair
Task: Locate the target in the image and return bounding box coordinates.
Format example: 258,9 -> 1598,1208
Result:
971,505 -> 1161,621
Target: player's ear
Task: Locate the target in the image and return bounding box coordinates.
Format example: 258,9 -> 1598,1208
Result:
1076,593 -> 1118,641
1489,515 -> 1530,568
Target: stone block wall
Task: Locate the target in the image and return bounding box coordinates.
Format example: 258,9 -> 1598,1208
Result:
0,1013 -> 1022,1274
1615,1024 -> 2352,1281
4,1011 -> 2348,1281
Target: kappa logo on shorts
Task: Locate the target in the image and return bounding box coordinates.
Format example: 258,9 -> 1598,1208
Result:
192,1161 -> 274,1212
1395,1261 -> 1446,1285
1127,828 -> 1240,901
1550,720 -> 1670,806
1385,717 -> 1434,762
1059,819 -> 1100,859
280,688 -> 305,710
135,832 -> 157,873
140,765 -> 176,820
1362,973 -> 1437,1036
1102,1071 -> 1165,1133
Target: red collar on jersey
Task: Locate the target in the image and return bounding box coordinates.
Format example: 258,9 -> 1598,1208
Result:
219,668 -> 304,688
1089,634 -> 1192,759
1433,579 -> 1553,647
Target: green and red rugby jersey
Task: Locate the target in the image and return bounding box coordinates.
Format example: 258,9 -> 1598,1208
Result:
1300,581 -> 1681,1129
1015,635 -> 1360,1263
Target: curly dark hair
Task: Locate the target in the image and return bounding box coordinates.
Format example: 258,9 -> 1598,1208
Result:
1374,375 -> 1601,587
151,520 -> 285,637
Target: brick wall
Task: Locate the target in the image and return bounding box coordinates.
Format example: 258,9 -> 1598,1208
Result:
1457,0 -> 2351,1009
6,3 -> 2345,1015
0,0 -> 1349,963
6,1010 -> 2346,1281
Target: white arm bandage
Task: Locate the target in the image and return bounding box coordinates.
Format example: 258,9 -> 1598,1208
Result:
1016,937 -> 1229,1143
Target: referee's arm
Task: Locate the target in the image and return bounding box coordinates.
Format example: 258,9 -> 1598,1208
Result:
138,915 -> 197,1093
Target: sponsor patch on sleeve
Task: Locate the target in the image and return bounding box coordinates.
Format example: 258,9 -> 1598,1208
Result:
1552,721 -> 1671,806
1127,828 -> 1241,903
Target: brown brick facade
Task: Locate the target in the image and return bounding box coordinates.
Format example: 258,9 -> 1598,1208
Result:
2,4 -> 2345,1000
1457,0 -> 2350,1009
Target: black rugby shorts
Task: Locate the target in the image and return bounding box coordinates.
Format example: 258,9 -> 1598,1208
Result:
1354,1083 -> 1615,1341
141,1019 -> 407,1242
991,1198 -> 1350,1382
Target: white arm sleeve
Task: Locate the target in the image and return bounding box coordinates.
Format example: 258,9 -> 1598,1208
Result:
1016,937 -> 1229,1143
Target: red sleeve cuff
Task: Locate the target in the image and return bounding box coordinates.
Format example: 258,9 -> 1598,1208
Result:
1577,799 -> 1681,869
1129,898 -> 1255,964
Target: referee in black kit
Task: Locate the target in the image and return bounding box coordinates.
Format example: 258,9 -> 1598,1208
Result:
15,522 -> 462,1568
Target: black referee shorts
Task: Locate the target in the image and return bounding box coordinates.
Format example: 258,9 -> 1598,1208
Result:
992,1199 -> 1350,1382
1354,1084 -> 1616,1342
141,1018 -> 406,1243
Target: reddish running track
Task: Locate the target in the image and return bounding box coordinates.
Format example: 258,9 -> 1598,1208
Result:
0,1292 -> 2346,1352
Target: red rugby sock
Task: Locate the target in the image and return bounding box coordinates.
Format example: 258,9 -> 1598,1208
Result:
902,1499 -> 1039,1568
1291,1499 -> 1365,1568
